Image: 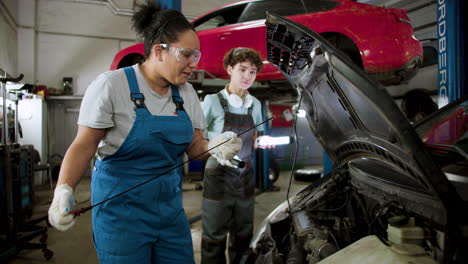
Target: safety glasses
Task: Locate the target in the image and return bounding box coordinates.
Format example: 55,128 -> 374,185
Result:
160,44 -> 202,65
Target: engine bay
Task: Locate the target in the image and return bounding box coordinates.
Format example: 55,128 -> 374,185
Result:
255,12 -> 468,264
252,166 -> 452,264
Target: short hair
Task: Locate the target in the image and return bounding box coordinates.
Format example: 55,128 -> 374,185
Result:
223,47 -> 264,72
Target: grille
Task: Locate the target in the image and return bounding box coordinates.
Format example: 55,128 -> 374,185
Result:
335,142 -> 417,178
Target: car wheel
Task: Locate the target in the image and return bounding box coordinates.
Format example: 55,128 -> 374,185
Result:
117,53 -> 145,69
293,169 -> 322,182
269,158 -> 280,183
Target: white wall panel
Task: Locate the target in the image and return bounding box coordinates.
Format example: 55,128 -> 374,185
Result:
12,0 -> 237,94
111,0 -> 138,10
118,39 -> 138,50
359,0 -> 437,39
36,33 -> 122,95
183,0 -> 233,20
37,0 -> 135,40
0,1 -> 18,76
409,5 -> 437,30
18,0 -> 35,27
3,0 -> 18,21
17,27 -> 35,84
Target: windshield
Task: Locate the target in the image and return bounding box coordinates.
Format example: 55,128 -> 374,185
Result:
415,97 -> 468,162
415,97 -> 468,157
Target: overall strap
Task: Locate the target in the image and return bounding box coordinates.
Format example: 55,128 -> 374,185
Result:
171,84 -> 186,113
248,105 -> 253,115
216,92 -> 229,112
217,92 -> 254,115
123,67 -> 146,108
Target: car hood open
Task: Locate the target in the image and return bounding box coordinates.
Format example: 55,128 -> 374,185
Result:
265,13 -> 462,208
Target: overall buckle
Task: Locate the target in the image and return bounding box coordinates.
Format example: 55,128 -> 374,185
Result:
131,93 -> 146,108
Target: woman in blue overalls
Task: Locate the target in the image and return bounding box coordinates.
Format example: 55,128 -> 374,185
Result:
201,48 -> 275,264
48,3 -> 241,263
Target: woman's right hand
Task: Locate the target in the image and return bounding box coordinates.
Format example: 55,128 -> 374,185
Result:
48,184 -> 76,231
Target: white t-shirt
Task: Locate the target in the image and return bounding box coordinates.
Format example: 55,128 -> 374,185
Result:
202,88 -> 264,141
78,64 -> 206,159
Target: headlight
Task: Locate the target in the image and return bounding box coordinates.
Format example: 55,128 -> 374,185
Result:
251,199 -> 292,250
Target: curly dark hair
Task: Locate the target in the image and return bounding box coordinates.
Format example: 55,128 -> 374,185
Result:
223,47 -> 264,72
132,2 -> 195,57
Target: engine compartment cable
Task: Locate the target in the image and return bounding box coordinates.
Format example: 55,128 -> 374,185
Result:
286,88 -> 304,214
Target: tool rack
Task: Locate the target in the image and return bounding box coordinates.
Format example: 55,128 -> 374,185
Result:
0,72 -> 53,261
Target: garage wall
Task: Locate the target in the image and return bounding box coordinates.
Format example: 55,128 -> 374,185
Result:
0,0 -> 18,77
360,0 -> 437,39
184,0 -> 233,20
13,0 -> 234,95
17,0 -> 35,86
7,0 -> 438,95
17,0 -> 138,95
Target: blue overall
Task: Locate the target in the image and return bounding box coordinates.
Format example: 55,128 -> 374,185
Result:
91,67 -> 195,263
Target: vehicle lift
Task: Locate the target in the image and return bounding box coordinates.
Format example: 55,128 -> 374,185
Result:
436,0 -> 466,105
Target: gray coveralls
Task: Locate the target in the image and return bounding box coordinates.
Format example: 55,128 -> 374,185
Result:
201,93 -> 256,264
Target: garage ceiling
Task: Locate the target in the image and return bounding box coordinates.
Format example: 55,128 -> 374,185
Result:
6,0 -> 437,94
67,0 -> 437,100
79,0 -> 235,20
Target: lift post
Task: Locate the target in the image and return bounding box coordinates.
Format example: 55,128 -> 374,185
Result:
437,0 -> 466,106
158,0 -> 181,11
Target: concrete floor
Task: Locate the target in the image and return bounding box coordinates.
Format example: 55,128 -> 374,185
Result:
7,169 -> 313,264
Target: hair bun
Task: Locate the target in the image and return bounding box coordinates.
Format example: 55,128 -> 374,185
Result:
132,2 -> 161,36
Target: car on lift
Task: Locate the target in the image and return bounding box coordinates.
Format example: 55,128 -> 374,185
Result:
243,13 -> 468,264
111,0 -> 422,86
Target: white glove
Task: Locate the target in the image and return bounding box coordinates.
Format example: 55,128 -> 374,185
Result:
208,131 -> 242,166
216,158 -> 237,168
48,184 -> 76,231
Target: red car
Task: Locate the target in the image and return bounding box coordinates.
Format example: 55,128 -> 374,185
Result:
111,0 -> 422,85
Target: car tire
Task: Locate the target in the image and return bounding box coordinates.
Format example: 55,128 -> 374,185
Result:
117,53 -> 145,69
269,158 -> 280,183
293,169 -> 322,182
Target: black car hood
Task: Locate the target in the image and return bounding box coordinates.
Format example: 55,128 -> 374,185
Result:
265,13 -> 462,207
